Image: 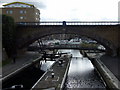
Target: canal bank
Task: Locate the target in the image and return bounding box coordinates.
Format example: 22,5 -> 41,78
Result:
2,49 -> 58,81
86,52 -> 120,90
100,55 -> 120,81
2,49 -> 59,89
2,54 -> 43,84
2,50 -> 60,90
2,64 -> 45,89
31,54 -> 71,90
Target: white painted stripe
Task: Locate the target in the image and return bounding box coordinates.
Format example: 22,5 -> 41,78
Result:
1,63 -> 31,81
31,60 -> 57,89
96,59 -> 120,89
60,57 -> 71,89
2,56 -> 42,82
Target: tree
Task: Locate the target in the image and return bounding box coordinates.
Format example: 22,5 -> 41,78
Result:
2,15 -> 16,57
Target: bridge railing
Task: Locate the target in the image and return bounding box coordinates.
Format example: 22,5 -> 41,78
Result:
16,21 -> 120,26
66,21 -> 120,25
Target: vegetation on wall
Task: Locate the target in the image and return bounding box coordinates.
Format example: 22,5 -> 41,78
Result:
80,42 -> 99,48
2,15 -> 16,57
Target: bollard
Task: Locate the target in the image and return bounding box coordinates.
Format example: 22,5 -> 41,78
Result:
51,72 -> 54,78
63,21 -> 66,26
59,61 -> 62,66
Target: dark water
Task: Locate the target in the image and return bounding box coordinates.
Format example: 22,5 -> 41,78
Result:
58,49 -> 106,89
2,66 -> 45,90
2,60 -> 55,90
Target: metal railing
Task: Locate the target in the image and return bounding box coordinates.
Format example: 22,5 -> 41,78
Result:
16,21 -> 120,26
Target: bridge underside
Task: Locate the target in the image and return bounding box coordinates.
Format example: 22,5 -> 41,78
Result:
16,25 -> 120,56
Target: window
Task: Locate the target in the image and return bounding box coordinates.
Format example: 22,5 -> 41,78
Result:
24,17 -> 26,19
20,10 -> 24,14
6,11 -> 9,14
24,11 -> 26,13
9,10 -> 13,14
20,16 -> 24,19
36,18 -> 40,21
20,10 -> 26,14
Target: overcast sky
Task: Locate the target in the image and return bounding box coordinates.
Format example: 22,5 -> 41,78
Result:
0,0 -> 119,21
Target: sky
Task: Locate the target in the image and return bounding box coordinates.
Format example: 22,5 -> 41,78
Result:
0,0 -> 120,21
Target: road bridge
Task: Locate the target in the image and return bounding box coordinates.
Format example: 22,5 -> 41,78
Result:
16,21 -> 120,56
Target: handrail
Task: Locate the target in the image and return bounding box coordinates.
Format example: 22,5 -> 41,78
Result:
16,21 -> 120,25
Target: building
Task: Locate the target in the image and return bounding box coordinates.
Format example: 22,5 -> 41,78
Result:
118,1 -> 120,22
2,2 -> 40,22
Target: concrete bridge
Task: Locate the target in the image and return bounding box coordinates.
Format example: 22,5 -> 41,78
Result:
16,21 -> 120,56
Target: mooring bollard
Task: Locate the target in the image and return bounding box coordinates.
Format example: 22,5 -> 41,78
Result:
51,72 -> 54,78
59,61 -> 62,66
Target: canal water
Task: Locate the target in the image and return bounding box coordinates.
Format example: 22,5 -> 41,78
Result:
3,49 -> 106,90
2,60 -> 55,90
58,49 -> 106,89
2,66 -> 45,90
40,60 -> 55,71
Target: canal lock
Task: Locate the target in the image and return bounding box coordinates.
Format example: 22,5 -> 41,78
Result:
2,50 -> 59,90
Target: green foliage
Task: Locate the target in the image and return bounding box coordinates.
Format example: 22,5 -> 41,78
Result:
80,42 -> 98,48
55,42 -> 59,45
2,15 -> 16,57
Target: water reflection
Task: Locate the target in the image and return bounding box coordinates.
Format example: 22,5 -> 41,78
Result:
68,58 -> 94,76
63,50 -> 105,89
58,49 -> 72,54
40,60 -> 54,71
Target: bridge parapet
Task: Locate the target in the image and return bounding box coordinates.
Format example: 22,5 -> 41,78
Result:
16,21 -> 120,26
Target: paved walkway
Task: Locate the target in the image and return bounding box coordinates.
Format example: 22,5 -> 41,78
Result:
100,55 -> 120,81
86,52 -> 120,81
31,55 -> 71,90
86,53 -> 120,89
2,51 -> 41,79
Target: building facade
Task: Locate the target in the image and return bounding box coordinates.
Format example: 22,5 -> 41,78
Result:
118,1 -> 120,22
2,2 -> 40,22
